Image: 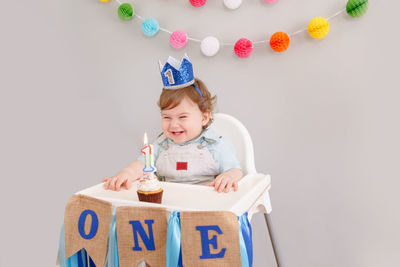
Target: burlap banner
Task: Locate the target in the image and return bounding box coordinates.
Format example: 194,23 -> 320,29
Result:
181,211 -> 242,267
116,206 -> 168,267
64,194 -> 112,266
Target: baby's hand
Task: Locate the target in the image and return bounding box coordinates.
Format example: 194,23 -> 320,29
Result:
205,169 -> 242,193
102,171 -> 135,191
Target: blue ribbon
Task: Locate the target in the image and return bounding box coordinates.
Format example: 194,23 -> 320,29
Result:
166,211 -> 182,267
192,84 -> 204,100
192,83 -> 206,107
58,222 -> 80,267
105,213 -> 119,267
58,221 -> 96,267
58,222 -> 67,267
238,212 -> 253,267
80,250 -> 86,267
239,225 -> 249,267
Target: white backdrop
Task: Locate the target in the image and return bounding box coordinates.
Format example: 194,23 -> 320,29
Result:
1,0 -> 399,266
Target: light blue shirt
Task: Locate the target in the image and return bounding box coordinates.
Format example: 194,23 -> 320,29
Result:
137,128 -> 241,173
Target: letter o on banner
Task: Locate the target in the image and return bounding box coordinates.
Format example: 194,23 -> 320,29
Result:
78,209 -> 99,240
63,195 -> 112,267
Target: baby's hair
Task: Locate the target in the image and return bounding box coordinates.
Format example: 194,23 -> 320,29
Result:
158,78 -> 217,128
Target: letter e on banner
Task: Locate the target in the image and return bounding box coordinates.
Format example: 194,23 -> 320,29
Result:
196,225 -> 226,259
181,211 -> 241,267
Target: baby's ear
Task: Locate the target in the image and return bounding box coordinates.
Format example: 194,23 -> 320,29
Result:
202,111 -> 211,126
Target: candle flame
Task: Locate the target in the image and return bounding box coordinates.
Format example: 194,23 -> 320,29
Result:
143,132 -> 148,145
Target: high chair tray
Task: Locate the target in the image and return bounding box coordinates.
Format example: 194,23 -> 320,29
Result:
77,173 -> 271,216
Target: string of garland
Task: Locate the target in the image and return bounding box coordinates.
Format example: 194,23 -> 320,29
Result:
99,0 -> 368,58
189,0 -> 278,9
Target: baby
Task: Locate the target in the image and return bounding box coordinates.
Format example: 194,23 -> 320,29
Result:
103,55 -> 243,193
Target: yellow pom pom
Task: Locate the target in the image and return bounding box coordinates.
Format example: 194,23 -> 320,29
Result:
308,17 -> 330,39
98,0 -> 110,2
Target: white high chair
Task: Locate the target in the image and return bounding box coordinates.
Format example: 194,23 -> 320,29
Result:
212,113 -> 282,267
76,113 -> 282,267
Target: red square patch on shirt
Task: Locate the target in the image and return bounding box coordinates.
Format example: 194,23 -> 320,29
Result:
176,162 -> 188,170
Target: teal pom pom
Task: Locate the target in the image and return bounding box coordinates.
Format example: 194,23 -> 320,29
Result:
118,3 -> 134,21
142,18 -> 159,37
346,0 -> 368,18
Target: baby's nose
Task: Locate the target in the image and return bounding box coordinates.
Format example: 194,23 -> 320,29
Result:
169,119 -> 179,128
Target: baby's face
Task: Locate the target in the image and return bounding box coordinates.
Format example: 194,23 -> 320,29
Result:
161,96 -> 210,144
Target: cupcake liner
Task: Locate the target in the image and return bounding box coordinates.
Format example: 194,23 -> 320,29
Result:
137,189 -> 163,204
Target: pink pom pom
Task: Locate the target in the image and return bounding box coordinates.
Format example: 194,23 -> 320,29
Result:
170,31 -> 188,50
264,0 -> 277,3
190,0 -> 206,7
234,38 -> 253,58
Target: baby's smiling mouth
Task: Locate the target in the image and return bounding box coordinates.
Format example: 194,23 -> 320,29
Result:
171,131 -> 184,136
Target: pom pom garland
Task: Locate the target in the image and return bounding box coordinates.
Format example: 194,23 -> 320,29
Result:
105,2 -> 368,58
269,32 -> 290,52
201,36 -> 220,57
142,18 -> 159,37
190,0 -> 276,9
190,0 -> 207,7
346,0 -> 369,18
234,38 -> 253,58
308,17 -> 330,39
118,3 -> 134,21
224,0 -> 242,10
170,31 -> 188,49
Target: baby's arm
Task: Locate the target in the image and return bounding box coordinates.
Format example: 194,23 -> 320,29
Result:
206,169 -> 243,193
205,136 -> 243,193
102,160 -> 144,191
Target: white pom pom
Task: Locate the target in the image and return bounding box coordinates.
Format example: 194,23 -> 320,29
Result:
223,0 -> 242,10
200,36 -> 220,57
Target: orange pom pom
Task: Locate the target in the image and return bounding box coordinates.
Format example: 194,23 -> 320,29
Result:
269,32 -> 290,52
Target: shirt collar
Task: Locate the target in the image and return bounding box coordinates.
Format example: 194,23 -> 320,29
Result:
157,127 -> 221,146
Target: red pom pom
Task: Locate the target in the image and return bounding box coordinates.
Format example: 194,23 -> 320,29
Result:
189,0 -> 206,7
234,38 -> 253,58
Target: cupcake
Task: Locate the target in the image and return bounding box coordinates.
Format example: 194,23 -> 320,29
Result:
137,173 -> 163,204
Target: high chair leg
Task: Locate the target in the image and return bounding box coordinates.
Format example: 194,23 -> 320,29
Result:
264,213 -> 283,267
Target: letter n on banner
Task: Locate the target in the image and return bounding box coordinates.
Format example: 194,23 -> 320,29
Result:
181,211 -> 242,267
116,206 -> 168,267
64,194 -> 112,266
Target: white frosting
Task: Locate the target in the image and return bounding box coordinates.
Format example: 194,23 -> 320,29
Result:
138,178 -> 161,192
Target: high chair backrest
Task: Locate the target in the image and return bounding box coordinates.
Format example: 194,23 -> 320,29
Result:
211,113 -> 257,175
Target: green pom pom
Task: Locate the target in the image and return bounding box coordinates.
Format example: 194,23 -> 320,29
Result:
118,3 -> 134,21
346,0 -> 368,18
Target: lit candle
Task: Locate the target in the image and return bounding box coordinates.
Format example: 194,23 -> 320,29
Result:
141,132 -> 156,174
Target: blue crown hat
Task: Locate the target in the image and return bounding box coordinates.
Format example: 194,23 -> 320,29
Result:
158,54 -> 205,101
159,54 -> 195,89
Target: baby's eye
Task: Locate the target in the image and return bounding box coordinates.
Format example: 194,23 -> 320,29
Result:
179,116 -> 187,119
163,116 -> 171,120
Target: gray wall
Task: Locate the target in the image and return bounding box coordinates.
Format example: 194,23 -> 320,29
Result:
1,0 -> 399,266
